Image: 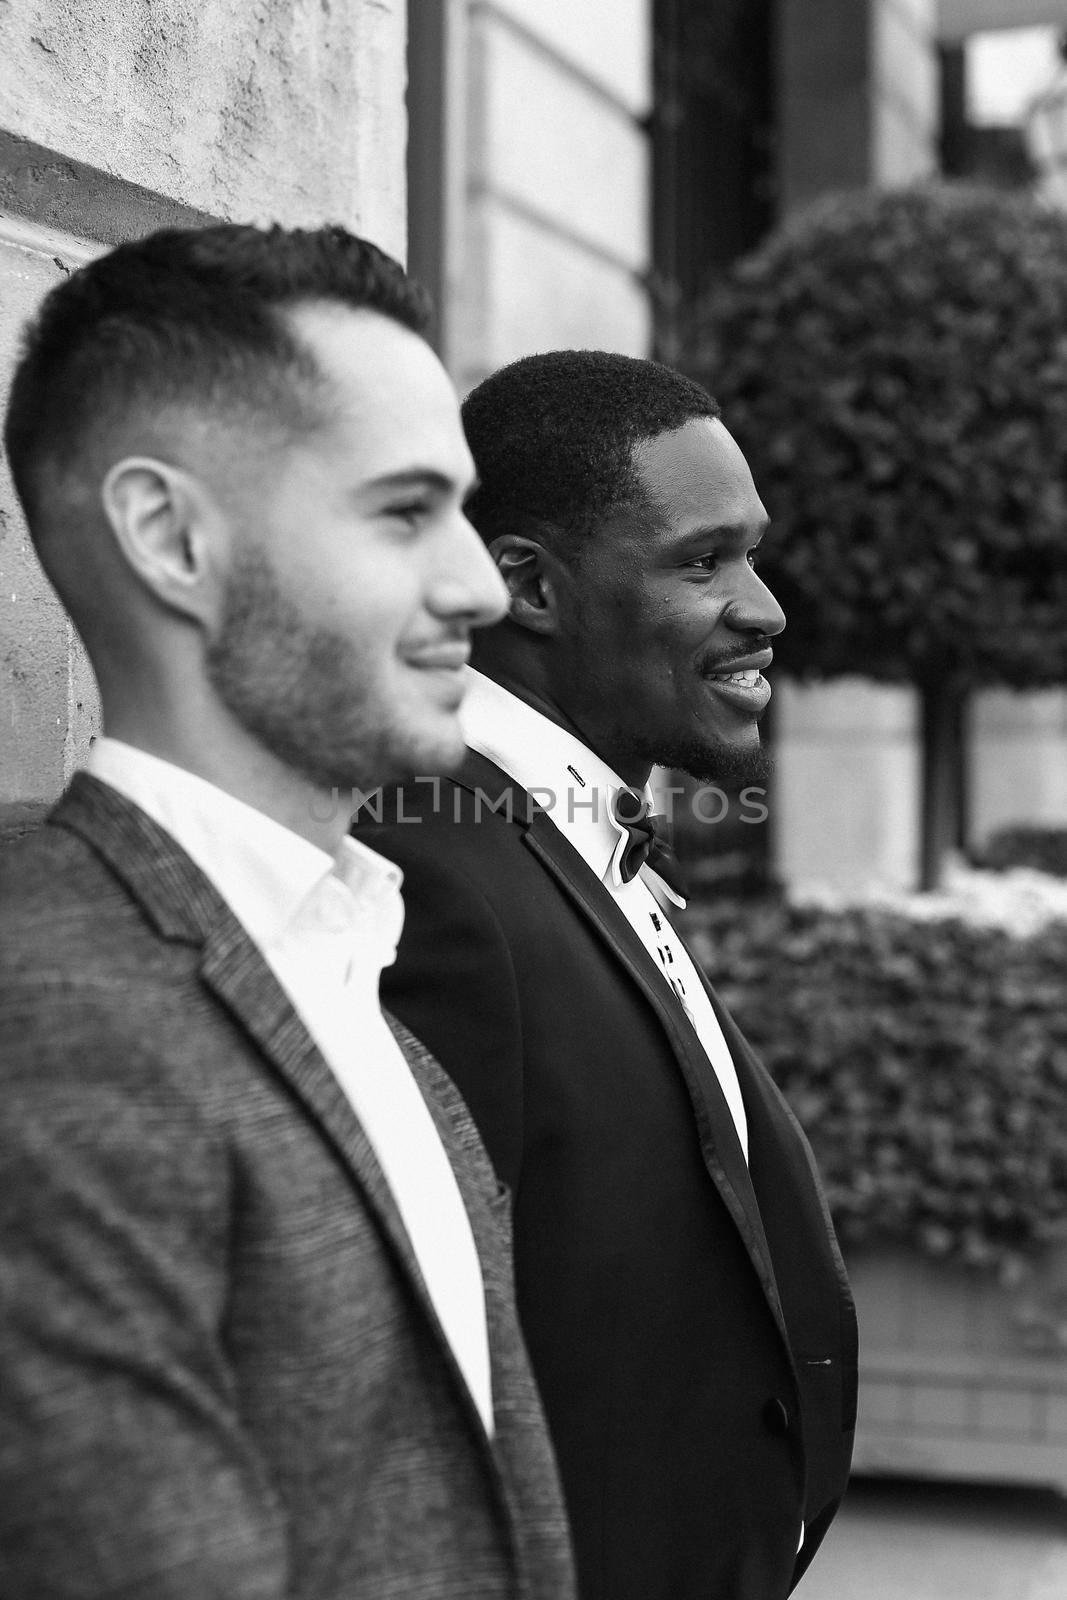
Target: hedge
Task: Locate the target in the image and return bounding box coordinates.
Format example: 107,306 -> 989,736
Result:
684,896 -> 1067,1283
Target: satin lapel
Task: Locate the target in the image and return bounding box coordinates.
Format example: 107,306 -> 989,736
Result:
521,810 -> 789,1347
692,959 -> 859,1319
693,963 -> 788,1132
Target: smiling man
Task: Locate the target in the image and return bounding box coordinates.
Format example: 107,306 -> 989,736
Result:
356,351 -> 857,1600
0,228 -> 577,1600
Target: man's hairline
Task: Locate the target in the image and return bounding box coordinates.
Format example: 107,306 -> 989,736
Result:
32,290 -> 429,518
467,402 -> 721,559
567,412 -> 719,557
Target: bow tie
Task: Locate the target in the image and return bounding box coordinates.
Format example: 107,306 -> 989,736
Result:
610,788 -> 686,898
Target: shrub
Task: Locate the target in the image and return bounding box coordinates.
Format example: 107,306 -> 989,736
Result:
684,893 -> 1067,1280
697,182 -> 1067,690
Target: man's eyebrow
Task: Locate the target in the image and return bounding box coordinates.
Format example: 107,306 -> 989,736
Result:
675,519 -> 770,544
364,468 -> 472,495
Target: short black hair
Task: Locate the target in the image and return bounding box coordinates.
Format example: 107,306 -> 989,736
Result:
3,222 -> 431,538
461,349 -> 720,547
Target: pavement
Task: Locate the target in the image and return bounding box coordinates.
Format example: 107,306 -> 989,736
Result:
795,1477 -> 1067,1600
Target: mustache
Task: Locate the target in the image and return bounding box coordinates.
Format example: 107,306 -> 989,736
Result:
696,639 -> 776,675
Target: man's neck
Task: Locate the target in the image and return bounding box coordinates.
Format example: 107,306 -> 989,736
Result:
470,667 -> 652,790
100,707 -> 349,856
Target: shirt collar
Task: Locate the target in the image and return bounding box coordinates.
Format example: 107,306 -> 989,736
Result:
460,669 -> 674,896
85,738 -> 404,956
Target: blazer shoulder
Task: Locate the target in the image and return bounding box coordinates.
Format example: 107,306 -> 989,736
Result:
0,822 -> 137,969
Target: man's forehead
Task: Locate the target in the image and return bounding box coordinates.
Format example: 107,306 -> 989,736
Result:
287,300 -> 444,396
287,301 -> 470,477
630,417 -> 763,524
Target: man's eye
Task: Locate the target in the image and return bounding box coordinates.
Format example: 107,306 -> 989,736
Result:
687,554 -> 718,571
386,503 -> 429,526
748,550 -> 760,569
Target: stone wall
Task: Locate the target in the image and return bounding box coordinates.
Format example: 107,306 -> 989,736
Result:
454,0 -> 652,394
0,0 -> 408,838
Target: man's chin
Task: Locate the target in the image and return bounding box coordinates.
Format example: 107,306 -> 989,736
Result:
382,718 -> 469,786
671,739 -> 772,788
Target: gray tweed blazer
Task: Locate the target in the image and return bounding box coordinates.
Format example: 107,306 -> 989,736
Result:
0,773 -> 576,1600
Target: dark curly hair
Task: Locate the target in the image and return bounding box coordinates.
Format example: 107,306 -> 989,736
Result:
461,349 -> 720,548
3,222 -> 430,539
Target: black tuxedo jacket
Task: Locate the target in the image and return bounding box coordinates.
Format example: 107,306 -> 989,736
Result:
356,752 -> 857,1600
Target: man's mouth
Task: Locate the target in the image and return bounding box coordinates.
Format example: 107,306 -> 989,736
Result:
700,650 -> 774,715
702,648 -> 773,684
403,641 -> 471,671
709,667 -> 763,687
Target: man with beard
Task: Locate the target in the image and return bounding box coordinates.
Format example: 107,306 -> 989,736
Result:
0,228 -> 577,1600
355,351 -> 858,1600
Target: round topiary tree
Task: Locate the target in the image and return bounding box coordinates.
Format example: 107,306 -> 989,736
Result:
695,183 -> 1067,887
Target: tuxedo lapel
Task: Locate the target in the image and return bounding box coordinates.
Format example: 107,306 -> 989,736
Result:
522,814 -> 788,1345
451,756 -> 789,1347
49,774 -> 444,1347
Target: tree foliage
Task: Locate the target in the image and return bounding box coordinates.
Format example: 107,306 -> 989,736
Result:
696,183 -> 1067,688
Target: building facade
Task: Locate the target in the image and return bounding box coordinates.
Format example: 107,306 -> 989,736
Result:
2,0 -> 1062,885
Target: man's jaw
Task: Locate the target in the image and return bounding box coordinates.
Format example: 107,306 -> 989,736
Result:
656,735 -> 773,788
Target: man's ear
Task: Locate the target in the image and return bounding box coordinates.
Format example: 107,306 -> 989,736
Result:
487,533 -> 562,636
100,456 -> 224,624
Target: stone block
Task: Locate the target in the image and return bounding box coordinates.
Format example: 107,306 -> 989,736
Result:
971,689 -> 1067,845
873,100 -> 938,184
0,235 -> 101,810
873,0 -> 938,135
471,11 -> 649,271
485,0 -> 650,113
0,0 -> 406,253
773,677 -> 921,892
457,198 -> 651,393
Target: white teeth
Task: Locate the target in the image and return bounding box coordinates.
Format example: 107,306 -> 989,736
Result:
713,669 -> 761,686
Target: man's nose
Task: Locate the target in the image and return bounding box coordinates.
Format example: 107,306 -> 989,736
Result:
430,513 -> 509,628
730,565 -> 786,638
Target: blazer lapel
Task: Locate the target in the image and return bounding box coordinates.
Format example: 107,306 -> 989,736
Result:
196,918 -> 422,1278
50,774 -> 440,1339
386,1013 -> 520,1422
454,756 -> 790,1347
200,932 -> 509,1454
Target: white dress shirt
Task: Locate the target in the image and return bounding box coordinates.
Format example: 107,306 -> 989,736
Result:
461,670 -> 749,1161
85,738 -> 494,1434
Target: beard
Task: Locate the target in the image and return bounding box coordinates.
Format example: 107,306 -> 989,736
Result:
653,736 -> 772,788
204,544 -> 448,794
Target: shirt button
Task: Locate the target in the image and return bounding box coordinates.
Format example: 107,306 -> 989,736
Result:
762,1398 -> 790,1436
